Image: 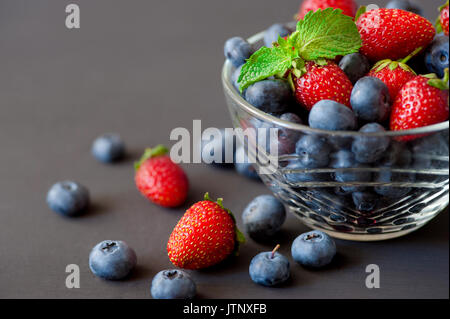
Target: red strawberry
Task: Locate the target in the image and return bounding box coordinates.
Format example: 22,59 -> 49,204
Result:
356,8 -> 435,62
390,69 -> 449,140
293,60 -> 353,110
167,194 -> 245,270
135,145 -> 188,208
367,48 -> 420,101
438,1 -> 449,36
298,0 -> 357,20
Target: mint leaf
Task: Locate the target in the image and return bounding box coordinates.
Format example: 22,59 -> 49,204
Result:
293,8 -> 362,61
237,39 -> 296,92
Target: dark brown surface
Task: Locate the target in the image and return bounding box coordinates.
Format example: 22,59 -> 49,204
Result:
0,0 -> 448,299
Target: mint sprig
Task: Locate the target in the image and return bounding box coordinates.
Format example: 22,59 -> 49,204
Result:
237,8 -> 362,92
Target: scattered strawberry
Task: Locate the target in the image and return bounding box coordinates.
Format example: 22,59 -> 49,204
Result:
437,1 -> 449,36
135,145 -> 188,208
293,60 -> 353,110
367,47 -> 420,100
167,193 -> 245,270
390,68 -> 449,140
297,0 -> 357,20
356,8 -> 435,62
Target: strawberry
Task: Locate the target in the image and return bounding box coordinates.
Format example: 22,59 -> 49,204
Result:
135,145 -> 188,208
356,8 -> 435,62
167,194 -> 245,270
367,48 -> 421,101
390,68 -> 449,140
293,60 -> 353,110
438,1 -> 449,36
297,0 -> 357,20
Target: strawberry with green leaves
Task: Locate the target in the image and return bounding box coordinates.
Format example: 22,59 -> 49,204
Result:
390,68 -> 449,139
135,145 -> 189,208
238,8 -> 361,111
436,1 -> 449,36
167,193 -> 245,270
367,47 -> 421,101
356,7 -> 435,62
297,0 -> 357,20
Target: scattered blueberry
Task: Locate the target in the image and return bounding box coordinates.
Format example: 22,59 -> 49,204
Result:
46,181 -> 90,217
245,79 -> 292,114
339,53 -> 371,84
91,133 -> 125,163
350,77 -> 391,123
295,134 -> 331,168
89,240 -> 137,280
351,123 -> 390,164
386,0 -> 423,15
374,169 -> 415,198
330,150 -> 372,193
224,37 -> 254,67
234,145 -> 260,180
291,230 -> 336,268
264,23 -> 291,47
151,269 -> 196,299
242,195 -> 286,241
425,33 -> 449,78
352,192 -> 378,212
249,246 -> 290,287
200,128 -> 235,168
309,100 -> 357,131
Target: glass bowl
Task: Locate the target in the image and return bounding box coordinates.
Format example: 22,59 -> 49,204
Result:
221,29 -> 449,241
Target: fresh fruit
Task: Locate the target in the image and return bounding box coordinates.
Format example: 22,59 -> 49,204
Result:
352,192 -> 379,212
297,0 -> 357,20
264,24 -> 291,47
242,195 -> 286,241
150,269 -> 196,299
437,1 -> 449,36
351,123 -> 390,164
367,48 -> 419,101
284,160 -> 326,183
390,70 -> 449,136
350,76 -> 391,122
425,33 -> 449,78
374,169 -> 414,198
249,245 -> 290,287
224,37 -> 254,67
89,240 -> 137,280
294,61 -> 353,110
234,145 -> 260,180
272,113 -> 303,155
291,230 -> 336,268
46,181 -> 90,217
338,53 -> 371,84
295,134 -> 331,168
386,0 -> 423,15
167,194 -> 245,270
330,150 -> 372,193
356,8 -> 435,62
411,133 -> 449,169
244,79 -> 292,113
91,133 -> 125,163
308,100 -> 357,131
199,128 -> 235,168
134,145 -> 189,208
377,140 -> 412,167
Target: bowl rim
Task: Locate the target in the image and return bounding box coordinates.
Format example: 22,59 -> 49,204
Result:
221,29 -> 450,138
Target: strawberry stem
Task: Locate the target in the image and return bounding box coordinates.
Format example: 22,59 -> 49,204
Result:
399,47 -> 422,64
271,244 -> 281,259
427,68 -> 449,90
134,144 -> 168,171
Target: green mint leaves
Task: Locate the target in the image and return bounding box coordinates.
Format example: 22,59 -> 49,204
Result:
237,8 -> 362,92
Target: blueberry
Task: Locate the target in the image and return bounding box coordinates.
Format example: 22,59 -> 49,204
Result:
200,128 -> 235,168
267,113 -> 303,156
151,269 -> 196,299
330,150 -> 372,193
309,100 -> 357,131
46,181 -> 90,217
377,140 -> 412,167
352,192 -> 379,212
295,135 -> 330,169
291,230 -> 336,268
284,160 -> 327,184
91,133 -> 125,163
425,33 -> 449,78
350,77 -> 391,123
89,240 -> 137,280
231,65 -> 244,93
242,195 -> 286,241
374,169 -> 415,198
264,23 -> 291,47
386,0 -> 423,15
351,123 -> 390,164
249,247 -> 290,287
339,53 -> 371,84
245,79 -> 292,114
224,37 -> 254,67
411,133 -> 449,169
234,145 -> 260,180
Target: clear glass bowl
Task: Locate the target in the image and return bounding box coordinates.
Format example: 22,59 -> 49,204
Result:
222,29 -> 449,241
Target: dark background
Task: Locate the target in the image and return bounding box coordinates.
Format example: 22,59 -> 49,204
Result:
0,0 -> 448,299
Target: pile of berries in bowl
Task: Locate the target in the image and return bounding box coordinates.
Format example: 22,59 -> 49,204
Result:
222,2 -> 449,241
